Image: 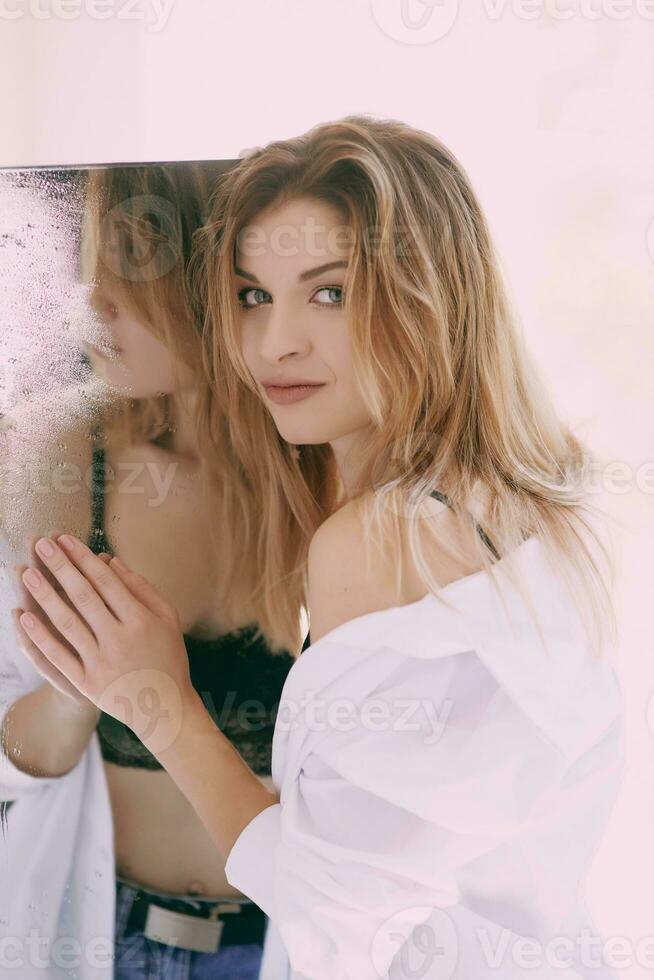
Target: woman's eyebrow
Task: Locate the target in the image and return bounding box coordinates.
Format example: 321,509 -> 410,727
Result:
234,260 -> 348,285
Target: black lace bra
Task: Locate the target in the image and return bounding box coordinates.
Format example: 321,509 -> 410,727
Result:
87,429 -> 297,775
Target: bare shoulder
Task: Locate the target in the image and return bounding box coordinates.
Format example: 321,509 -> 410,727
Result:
307,491 -> 487,644
307,494 -> 400,644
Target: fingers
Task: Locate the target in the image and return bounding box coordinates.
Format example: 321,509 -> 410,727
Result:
30,534 -> 137,630
14,533 -> 111,606
13,607 -> 86,693
14,552 -> 110,628
20,558 -> 99,659
13,534 -> 62,601
10,609 -> 88,705
13,564 -> 42,616
106,555 -> 178,623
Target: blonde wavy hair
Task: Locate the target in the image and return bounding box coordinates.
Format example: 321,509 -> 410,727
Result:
81,162 -> 230,445
79,161 -> 293,645
192,115 -> 618,658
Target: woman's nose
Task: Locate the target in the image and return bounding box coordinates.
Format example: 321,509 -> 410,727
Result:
258,305 -> 310,362
89,288 -> 118,321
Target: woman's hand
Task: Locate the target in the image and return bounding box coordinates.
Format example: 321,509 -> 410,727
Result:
11,535 -> 110,713
13,533 -> 196,754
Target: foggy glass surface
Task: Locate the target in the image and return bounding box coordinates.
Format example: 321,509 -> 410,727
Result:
0,160 -> 236,841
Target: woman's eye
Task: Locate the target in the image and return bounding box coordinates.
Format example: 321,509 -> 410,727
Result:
238,287 -> 270,309
237,285 -> 344,310
312,286 -> 343,307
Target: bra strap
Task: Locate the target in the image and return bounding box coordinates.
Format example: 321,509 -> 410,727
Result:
429,489 -> 501,561
88,426 -> 113,556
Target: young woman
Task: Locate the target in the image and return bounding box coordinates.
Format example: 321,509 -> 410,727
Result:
13,116 -> 625,979
0,162 -> 298,979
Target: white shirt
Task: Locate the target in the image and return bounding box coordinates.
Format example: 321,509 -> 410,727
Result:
225,535 -> 626,979
0,534 -> 625,980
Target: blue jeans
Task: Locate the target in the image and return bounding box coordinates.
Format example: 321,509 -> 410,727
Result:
113,877 -> 266,980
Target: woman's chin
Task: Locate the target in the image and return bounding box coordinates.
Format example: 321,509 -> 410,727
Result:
88,360 -> 133,392
276,427 -> 327,448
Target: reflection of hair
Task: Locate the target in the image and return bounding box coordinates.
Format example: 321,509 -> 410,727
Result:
194,115 -> 617,657
80,162 -> 294,649
81,162 -> 232,445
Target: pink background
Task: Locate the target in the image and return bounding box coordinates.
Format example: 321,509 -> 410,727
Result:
1,3 -> 653,975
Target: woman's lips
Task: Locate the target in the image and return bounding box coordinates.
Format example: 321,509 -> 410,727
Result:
82,339 -> 123,358
263,383 -> 326,405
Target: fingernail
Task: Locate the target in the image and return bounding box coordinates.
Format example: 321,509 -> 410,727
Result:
23,568 -> 42,588
58,535 -> 75,550
20,613 -> 35,629
36,538 -> 55,557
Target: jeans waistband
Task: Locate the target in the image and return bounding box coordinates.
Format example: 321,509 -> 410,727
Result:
115,872 -> 258,911
115,874 -> 267,952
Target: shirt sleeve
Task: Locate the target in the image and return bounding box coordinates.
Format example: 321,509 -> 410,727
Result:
224,641 -> 573,980
0,409 -> 95,800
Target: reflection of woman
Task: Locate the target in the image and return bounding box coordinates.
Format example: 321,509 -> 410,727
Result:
14,117 -> 625,979
0,164 -> 298,979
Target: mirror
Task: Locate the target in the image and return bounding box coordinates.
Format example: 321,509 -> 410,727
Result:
0,159 -> 307,966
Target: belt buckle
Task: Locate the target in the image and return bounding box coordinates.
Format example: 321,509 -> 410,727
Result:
143,903 -> 225,954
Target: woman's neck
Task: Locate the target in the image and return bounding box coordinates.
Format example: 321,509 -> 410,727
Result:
329,426 -> 372,500
158,391 -> 200,463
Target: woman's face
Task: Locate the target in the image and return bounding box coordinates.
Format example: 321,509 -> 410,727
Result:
236,195 -> 372,449
81,282 -> 181,398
